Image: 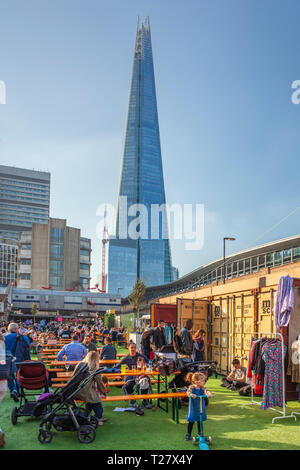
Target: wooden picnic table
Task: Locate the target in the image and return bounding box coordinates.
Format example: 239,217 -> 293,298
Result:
48,359 -> 122,366
40,349 -> 126,356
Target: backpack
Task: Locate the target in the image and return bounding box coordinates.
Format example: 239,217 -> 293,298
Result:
0,353 -> 14,380
12,335 -> 31,363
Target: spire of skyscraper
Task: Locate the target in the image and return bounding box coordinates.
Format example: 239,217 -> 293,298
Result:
108,17 -> 173,296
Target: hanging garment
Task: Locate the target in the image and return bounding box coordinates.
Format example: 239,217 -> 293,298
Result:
287,340 -> 300,383
163,325 -> 171,344
274,275 -> 294,331
254,374 -> 264,395
260,340 -> 285,410
247,341 -> 257,379
250,338 -> 267,375
168,326 -> 173,344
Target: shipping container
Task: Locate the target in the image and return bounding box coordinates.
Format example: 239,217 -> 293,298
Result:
150,303 -> 177,327
208,282 -> 300,399
176,298 -> 211,359
211,291 -> 255,374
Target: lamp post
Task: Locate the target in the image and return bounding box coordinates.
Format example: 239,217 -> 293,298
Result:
223,237 -> 236,284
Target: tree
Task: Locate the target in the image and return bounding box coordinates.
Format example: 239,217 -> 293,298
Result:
128,278 -> 146,330
31,302 -> 38,318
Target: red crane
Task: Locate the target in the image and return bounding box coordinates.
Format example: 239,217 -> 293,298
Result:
101,206 -> 109,292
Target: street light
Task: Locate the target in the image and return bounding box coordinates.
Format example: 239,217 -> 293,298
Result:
223,237 -> 236,284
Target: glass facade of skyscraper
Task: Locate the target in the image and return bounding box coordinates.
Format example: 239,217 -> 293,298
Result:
108,18 -> 173,296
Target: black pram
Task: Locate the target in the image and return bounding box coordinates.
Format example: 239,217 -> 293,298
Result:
34,363 -> 107,444
169,358 -> 217,393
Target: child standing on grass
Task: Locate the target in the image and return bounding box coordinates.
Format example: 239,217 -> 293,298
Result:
185,372 -> 212,441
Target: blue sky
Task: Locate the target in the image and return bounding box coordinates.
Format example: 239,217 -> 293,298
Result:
1,0 -> 300,284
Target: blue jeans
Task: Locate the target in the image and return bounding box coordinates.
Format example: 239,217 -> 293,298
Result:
8,363 -> 19,394
86,402 -> 103,419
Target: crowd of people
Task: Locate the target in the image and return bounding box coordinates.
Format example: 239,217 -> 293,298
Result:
0,317 -> 210,447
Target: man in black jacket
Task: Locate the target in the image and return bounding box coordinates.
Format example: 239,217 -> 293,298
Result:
152,320 -> 166,351
179,319 -> 193,357
100,337 -> 116,360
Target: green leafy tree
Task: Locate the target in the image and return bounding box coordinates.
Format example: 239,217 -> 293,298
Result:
128,278 -> 146,330
31,302 -> 38,318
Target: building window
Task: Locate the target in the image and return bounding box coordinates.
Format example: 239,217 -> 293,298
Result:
232,262 -> 237,277
238,261 -> 244,275
20,273 -> 30,280
227,264 -> 232,279
21,259 -> 31,265
50,260 -> 64,275
50,228 -> 64,244
251,256 -> 257,273
266,253 -> 274,268
274,251 -> 282,266
80,264 -> 89,270
283,249 -> 291,264
245,259 -> 250,274
49,276 -> 63,288
21,244 -> 31,250
50,244 -> 64,259
293,247 -> 300,261
259,255 -> 266,269
80,249 -> 89,256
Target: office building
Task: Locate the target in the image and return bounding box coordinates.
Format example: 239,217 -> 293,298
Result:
0,165 -> 50,241
18,218 -> 91,290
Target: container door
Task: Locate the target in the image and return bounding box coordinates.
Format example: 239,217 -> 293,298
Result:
232,294 -> 254,369
257,289 -> 274,335
211,297 -> 230,374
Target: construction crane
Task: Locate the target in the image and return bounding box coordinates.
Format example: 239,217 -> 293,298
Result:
101,206 -> 109,293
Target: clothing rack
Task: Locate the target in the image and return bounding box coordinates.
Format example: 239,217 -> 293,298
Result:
242,331 -> 296,423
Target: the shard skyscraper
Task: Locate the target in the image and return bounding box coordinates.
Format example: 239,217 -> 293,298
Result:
108,17 -> 173,296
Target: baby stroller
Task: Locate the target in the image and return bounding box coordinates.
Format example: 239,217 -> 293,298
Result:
169,359 -> 217,391
155,344 -> 177,362
35,363 -> 106,444
11,360 -> 49,425
168,359 -> 217,407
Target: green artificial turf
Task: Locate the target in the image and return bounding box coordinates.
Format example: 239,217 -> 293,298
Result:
1,351 -> 300,450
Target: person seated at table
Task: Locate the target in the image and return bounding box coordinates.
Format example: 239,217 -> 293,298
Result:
110,328 -> 118,343
73,351 -> 108,425
117,330 -> 125,347
59,326 -> 71,340
116,343 -> 152,409
221,359 -> 247,390
85,336 -> 98,352
47,332 -> 57,345
57,334 -> 87,363
100,337 -> 116,360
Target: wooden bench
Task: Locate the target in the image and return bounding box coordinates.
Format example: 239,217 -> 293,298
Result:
96,392 -> 186,423
51,379 -> 161,387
